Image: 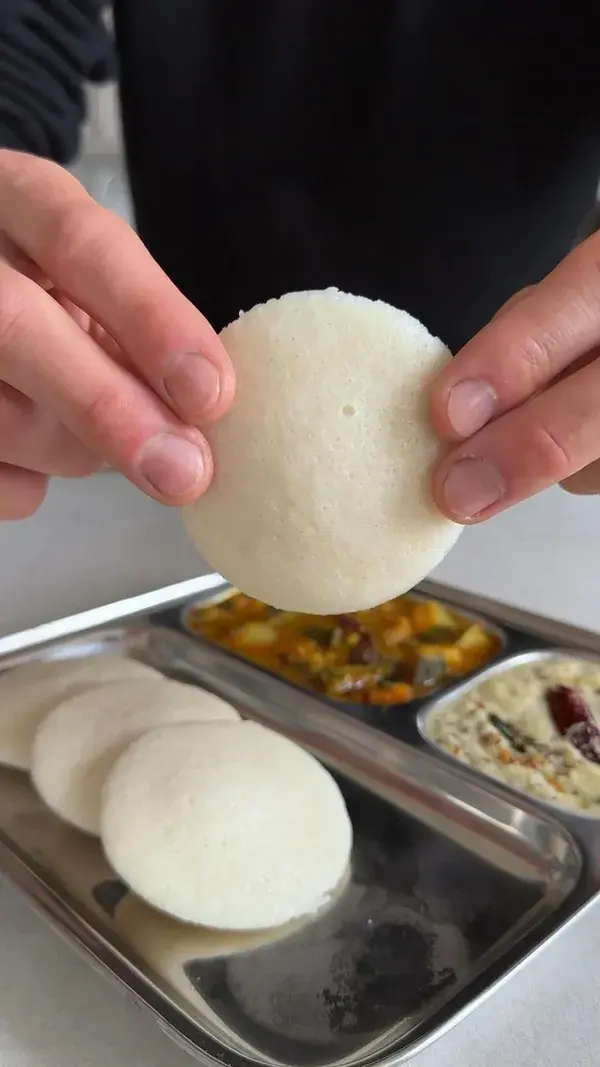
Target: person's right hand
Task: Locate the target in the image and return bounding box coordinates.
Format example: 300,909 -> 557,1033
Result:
0,150 -> 235,519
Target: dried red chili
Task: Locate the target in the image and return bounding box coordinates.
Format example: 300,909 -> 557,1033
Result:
546,685 -> 591,736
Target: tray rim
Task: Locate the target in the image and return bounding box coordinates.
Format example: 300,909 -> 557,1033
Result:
2,571 -> 600,662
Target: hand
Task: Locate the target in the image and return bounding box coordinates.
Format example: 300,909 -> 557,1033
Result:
429,231 -> 600,522
0,150 -> 235,519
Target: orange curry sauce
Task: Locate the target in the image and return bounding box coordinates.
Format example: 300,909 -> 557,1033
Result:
184,592 -> 500,706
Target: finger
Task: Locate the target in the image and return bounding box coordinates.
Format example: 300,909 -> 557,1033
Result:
561,460 -> 600,496
49,290 -> 125,362
0,231 -> 51,288
431,354 -> 600,522
0,384 -> 101,476
0,260 -> 212,504
429,230 -> 600,440
491,285 -> 536,321
49,290 -> 93,333
0,464 -> 48,520
0,152 -> 235,426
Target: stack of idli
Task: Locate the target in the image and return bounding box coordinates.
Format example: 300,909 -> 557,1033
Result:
0,650 -> 352,931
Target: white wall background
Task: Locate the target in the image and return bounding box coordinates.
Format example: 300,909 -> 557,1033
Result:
83,82 -> 121,154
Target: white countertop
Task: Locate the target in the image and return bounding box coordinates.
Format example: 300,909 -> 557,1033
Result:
2,475 -> 600,1067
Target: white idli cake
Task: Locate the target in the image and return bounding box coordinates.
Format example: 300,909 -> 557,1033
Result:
101,719 -> 352,930
183,288 -> 461,614
31,677 -> 239,835
0,654 -> 160,771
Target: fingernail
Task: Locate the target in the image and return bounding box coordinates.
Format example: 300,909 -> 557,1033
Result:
163,354 -> 220,418
442,458 -> 505,520
138,434 -> 204,498
446,380 -> 497,437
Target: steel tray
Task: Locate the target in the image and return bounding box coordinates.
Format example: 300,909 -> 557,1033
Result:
0,575 -> 598,1067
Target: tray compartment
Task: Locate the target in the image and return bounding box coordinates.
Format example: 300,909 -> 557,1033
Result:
171,576 -> 508,734
418,647 -> 600,821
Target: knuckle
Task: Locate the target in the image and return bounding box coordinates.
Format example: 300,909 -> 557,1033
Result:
530,422 -> 573,482
511,332 -> 554,388
0,283 -> 28,352
0,152 -> 87,226
569,238 -> 600,318
0,380 -> 21,416
579,231 -> 600,278
50,202 -> 112,270
0,149 -> 71,184
493,286 -> 536,320
80,386 -> 137,452
83,387 -> 123,429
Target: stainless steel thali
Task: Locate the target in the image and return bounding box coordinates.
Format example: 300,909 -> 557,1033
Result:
0,574 -> 598,1067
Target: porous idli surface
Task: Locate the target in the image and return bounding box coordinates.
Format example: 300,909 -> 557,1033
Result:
183,289 -> 461,614
0,654 -> 159,771
101,720 -> 352,930
31,678 -> 240,835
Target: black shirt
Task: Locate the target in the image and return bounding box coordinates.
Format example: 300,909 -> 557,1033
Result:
1,0 -> 600,349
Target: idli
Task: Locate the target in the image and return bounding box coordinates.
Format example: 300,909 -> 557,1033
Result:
31,677 -> 240,835
0,654 -> 159,770
183,288 -> 461,614
101,720 -> 352,929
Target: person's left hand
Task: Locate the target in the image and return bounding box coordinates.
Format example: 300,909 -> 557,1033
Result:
429,230 -> 600,522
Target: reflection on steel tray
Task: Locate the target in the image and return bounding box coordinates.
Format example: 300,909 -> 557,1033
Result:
0,573 -> 600,1067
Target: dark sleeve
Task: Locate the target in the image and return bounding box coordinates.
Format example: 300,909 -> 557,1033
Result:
0,0 -> 115,163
